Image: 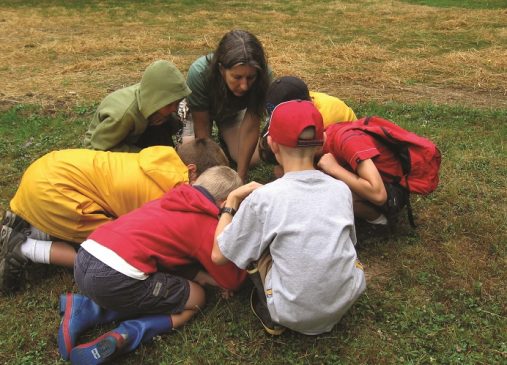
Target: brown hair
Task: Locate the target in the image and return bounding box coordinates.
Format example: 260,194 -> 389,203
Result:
176,138 -> 229,175
207,29 -> 269,119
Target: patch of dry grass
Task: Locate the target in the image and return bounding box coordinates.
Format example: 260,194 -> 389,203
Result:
0,1 -> 505,111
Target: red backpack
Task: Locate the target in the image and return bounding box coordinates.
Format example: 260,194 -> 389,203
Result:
342,116 -> 441,194
327,116 -> 441,227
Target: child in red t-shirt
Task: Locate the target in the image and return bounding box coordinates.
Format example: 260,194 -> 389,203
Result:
318,122 -> 408,225
58,166 -> 246,365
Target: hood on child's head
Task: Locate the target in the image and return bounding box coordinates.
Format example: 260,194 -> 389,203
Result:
160,184 -> 219,218
137,60 -> 191,119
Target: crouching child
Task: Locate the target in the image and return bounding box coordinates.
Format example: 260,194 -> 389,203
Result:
58,166 -> 246,364
212,100 -> 366,336
0,138 -> 228,294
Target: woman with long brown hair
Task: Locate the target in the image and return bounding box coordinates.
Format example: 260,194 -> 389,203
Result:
186,29 -> 271,181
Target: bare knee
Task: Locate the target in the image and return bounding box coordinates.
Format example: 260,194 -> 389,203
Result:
169,281 -> 206,329
186,280 -> 206,310
353,197 -> 382,221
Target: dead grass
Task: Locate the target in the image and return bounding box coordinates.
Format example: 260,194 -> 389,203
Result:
0,1 -> 505,111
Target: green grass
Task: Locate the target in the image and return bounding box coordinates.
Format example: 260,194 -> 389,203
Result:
402,0 -> 507,9
0,104 -> 91,207
1,101 -> 505,364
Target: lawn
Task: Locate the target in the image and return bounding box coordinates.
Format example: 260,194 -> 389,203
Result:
0,1 -> 506,364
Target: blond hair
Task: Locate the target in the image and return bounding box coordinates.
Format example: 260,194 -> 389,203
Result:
194,166 -> 242,202
176,138 -> 229,175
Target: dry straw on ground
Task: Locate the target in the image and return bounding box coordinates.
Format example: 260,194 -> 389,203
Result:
0,2 -> 505,111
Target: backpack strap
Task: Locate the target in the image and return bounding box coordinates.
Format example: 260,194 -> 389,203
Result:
364,116 -> 417,228
404,175 -> 416,228
405,194 -> 416,228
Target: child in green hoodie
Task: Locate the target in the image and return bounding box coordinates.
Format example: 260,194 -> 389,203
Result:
84,60 -> 191,152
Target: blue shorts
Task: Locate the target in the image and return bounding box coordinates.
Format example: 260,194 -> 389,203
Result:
74,248 -> 190,316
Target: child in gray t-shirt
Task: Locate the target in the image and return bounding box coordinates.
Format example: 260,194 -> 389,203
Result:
211,100 -> 366,335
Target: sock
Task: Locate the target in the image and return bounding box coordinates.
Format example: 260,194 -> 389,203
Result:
366,214 -> 388,225
28,225 -> 51,240
20,238 -> 52,264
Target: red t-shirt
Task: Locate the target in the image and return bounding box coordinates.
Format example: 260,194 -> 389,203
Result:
324,123 -> 403,183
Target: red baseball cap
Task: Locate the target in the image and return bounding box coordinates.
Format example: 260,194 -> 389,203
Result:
267,100 -> 324,147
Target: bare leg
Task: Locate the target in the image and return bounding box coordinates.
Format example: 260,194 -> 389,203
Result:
170,280 -> 205,328
353,193 -> 383,221
50,241 -> 78,268
221,122 -> 261,167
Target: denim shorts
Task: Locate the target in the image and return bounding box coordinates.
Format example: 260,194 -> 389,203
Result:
74,248 -> 190,316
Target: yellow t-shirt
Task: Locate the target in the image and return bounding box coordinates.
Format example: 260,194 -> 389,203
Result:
10,147 -> 188,243
310,91 -> 357,128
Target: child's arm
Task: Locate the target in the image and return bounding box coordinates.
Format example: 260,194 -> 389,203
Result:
193,270 -> 218,287
193,270 -> 234,299
318,153 -> 387,205
212,182 -> 262,265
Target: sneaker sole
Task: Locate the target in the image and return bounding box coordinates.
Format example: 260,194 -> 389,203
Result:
0,225 -> 29,294
1,211 -> 29,232
250,289 -> 285,336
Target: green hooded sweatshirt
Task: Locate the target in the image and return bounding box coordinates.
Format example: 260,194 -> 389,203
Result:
84,60 -> 191,152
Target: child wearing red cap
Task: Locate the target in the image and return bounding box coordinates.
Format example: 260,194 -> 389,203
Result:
211,100 -> 366,335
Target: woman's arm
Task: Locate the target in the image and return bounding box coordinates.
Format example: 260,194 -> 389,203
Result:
191,110 -> 212,138
236,111 -> 261,182
318,153 -> 387,205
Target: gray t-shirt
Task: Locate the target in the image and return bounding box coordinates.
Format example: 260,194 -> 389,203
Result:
217,170 -> 366,335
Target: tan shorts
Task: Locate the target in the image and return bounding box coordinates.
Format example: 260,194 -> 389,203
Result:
256,250 -> 273,286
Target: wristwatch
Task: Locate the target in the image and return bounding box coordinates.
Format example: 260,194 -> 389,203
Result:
220,206 -> 237,217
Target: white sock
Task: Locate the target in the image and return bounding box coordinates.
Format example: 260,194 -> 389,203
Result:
366,214 -> 388,225
28,225 -> 51,241
20,238 -> 52,264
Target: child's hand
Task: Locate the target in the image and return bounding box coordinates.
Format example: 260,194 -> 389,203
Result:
193,270 -> 218,287
235,181 -> 262,199
226,181 -> 262,207
220,288 -> 234,300
317,153 -> 340,174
